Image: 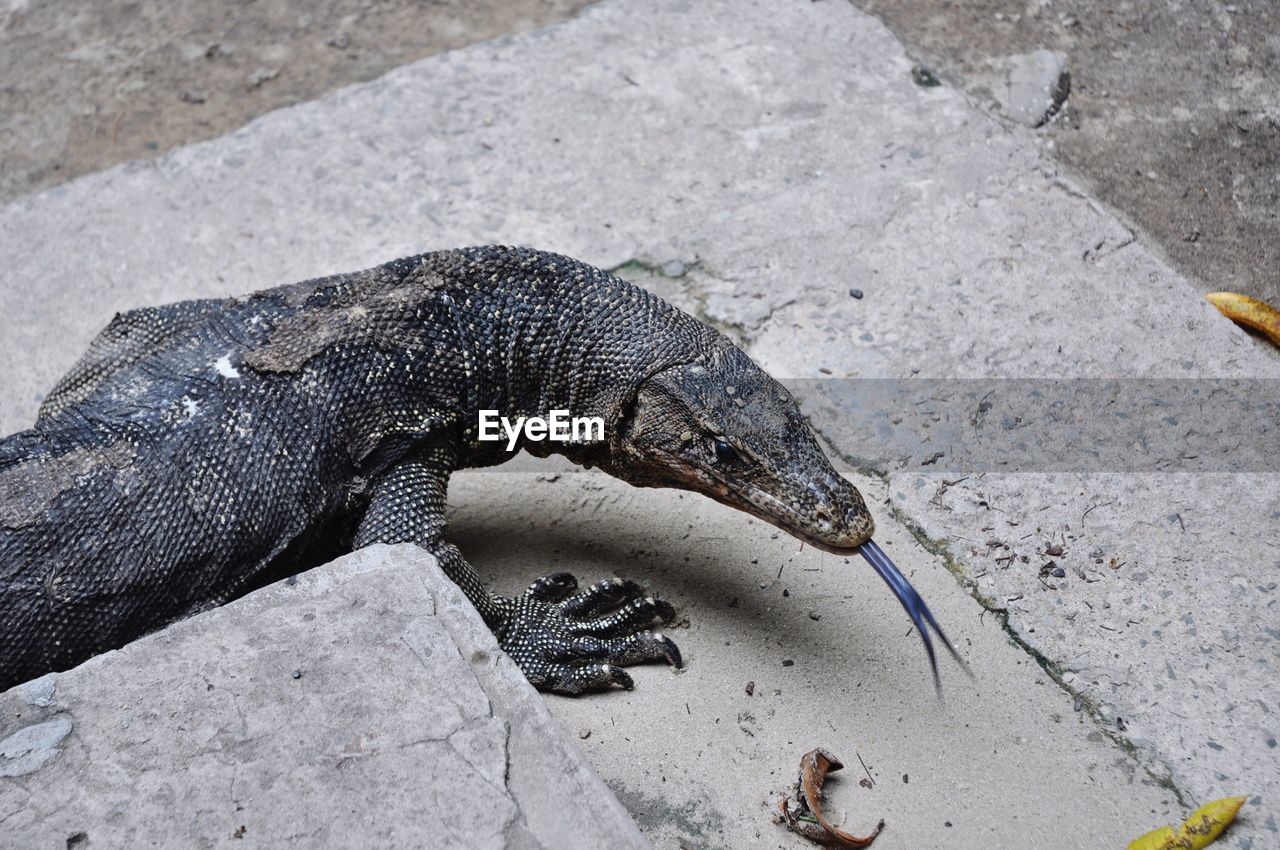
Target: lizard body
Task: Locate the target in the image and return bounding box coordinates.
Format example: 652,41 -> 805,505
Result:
0,247 -> 958,693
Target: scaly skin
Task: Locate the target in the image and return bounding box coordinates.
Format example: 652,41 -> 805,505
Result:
0,246 -> 960,694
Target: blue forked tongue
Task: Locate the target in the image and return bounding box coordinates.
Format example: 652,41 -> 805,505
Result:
859,538 -> 971,697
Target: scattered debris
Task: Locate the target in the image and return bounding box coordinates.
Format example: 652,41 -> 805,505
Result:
1038,561 -> 1066,581
911,65 -> 941,87
778,748 -> 884,848
1205,292 -> 1280,348
246,67 -> 280,90
1128,795 -> 1248,850
1005,49 -> 1070,127
855,751 -> 874,787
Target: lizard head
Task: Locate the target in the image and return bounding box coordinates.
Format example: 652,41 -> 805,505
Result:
613,344 -> 874,552
612,343 -> 966,693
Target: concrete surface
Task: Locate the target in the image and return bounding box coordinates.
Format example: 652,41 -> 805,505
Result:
451,468 -> 1179,849
0,0 -> 590,203
0,0 -> 1275,847
0,544 -> 650,849
856,0 -> 1280,307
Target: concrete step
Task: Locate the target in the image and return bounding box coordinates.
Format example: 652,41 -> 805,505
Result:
0,544 -> 649,849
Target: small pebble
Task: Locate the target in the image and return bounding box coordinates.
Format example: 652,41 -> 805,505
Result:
782,659 -> 795,667
1051,567 -> 1066,578
849,288 -> 864,299
291,669 -> 302,679
903,774 -> 909,784
745,681 -> 755,696
808,611 -> 821,621
579,728 -> 591,739
911,65 -> 941,87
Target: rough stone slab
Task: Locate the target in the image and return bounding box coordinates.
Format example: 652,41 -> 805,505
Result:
0,0 -> 1275,846
0,545 -> 649,849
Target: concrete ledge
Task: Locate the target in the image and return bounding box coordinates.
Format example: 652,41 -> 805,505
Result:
0,544 -> 648,849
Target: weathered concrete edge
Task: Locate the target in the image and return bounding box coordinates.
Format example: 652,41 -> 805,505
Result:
2,543 -> 650,848
420,549 -> 653,846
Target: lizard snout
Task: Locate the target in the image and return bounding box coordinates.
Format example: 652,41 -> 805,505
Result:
802,474 -> 874,549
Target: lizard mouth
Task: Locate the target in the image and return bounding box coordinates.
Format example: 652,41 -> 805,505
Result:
656,452 -> 969,694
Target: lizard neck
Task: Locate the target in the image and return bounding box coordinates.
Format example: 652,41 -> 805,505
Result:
436,247 -> 718,467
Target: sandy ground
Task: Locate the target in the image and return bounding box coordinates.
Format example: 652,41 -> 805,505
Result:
0,0 -> 590,202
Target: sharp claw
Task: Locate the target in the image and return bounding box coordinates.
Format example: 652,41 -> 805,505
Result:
858,538 -> 969,696
604,664 -> 634,690
656,633 -> 683,669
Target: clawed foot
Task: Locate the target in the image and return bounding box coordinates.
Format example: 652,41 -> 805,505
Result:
497,573 -> 682,695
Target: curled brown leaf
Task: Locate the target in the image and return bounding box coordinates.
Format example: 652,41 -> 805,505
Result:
778,748 -> 885,848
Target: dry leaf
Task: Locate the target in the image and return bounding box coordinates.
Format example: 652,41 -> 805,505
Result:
1166,796 -> 1248,850
1128,825 -> 1175,850
1128,795 -> 1248,850
1205,292 -> 1280,347
778,748 -> 884,847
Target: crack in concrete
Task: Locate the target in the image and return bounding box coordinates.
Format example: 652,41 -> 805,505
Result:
414,581 -> 531,840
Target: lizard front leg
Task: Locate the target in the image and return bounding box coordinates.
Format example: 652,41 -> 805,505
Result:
352,446 -> 682,694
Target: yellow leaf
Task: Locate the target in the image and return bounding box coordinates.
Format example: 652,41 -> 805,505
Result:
1128,824 -> 1174,850
1166,796 -> 1248,850
1205,292 -> 1280,348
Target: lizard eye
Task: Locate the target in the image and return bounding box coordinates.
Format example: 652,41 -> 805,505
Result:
713,438 -> 737,463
